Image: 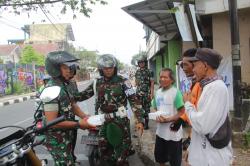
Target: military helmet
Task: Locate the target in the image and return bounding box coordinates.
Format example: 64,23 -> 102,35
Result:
97,54 -> 118,69
42,74 -> 51,81
45,51 -> 80,77
137,55 -> 147,64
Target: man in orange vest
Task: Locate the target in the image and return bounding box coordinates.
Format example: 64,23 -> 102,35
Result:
170,48 -> 202,149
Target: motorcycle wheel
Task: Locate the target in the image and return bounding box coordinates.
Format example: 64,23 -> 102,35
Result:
88,147 -> 100,166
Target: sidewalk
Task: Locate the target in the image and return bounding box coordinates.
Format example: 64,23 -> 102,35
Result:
0,92 -> 36,107
135,120 -> 250,166
0,80 -> 92,107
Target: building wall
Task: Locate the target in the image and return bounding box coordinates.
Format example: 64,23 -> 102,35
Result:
146,31 -> 161,60
196,0 -> 250,15
151,41 -> 181,83
155,55 -> 162,83
182,41 -> 196,53
28,24 -> 68,43
167,41 -> 182,75
213,9 -> 250,83
0,47 -> 20,64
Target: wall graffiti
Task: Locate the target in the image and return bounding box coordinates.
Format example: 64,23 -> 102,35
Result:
0,70 -> 7,95
0,63 -> 45,96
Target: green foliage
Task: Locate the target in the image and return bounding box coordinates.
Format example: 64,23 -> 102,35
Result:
131,51 -> 146,66
12,81 -> 32,94
20,45 -> 45,66
169,7 -> 179,13
116,58 -> 124,70
5,86 -> 12,95
244,132 -> 250,148
13,81 -> 25,94
75,49 -> 99,69
0,0 -> 108,18
0,58 -> 3,64
168,0 -> 195,13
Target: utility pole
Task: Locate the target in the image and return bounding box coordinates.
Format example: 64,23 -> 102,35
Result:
228,0 -> 242,126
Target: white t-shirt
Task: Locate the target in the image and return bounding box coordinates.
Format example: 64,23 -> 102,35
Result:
152,86 -> 184,141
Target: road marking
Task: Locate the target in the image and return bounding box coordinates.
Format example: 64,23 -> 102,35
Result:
37,154 -> 88,161
0,117 -> 33,132
14,117 -> 33,125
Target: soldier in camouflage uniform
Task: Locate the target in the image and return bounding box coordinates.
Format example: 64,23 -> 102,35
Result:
74,54 -> 144,166
67,68 -> 87,163
43,51 -> 93,166
135,55 -> 154,130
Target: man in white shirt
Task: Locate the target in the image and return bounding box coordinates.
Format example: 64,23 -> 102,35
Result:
151,68 -> 185,166
184,48 -> 233,166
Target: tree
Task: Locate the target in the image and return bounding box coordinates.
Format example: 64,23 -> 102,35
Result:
131,51 -> 146,66
116,58 -> 124,70
20,45 -> 45,66
0,0 -> 107,18
75,48 -> 99,69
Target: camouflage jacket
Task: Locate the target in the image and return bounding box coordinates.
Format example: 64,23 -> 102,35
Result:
74,75 -> 144,123
44,78 -> 75,121
135,68 -> 154,94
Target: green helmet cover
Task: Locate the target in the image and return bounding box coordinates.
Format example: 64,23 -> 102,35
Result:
137,55 -> 147,63
45,51 -> 79,77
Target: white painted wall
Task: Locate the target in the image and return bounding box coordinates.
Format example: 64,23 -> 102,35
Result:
196,0 -> 250,15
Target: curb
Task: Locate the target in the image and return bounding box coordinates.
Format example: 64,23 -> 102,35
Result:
0,95 -> 36,107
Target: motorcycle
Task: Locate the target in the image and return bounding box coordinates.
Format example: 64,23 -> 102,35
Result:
81,108 -> 128,166
81,128 -> 100,166
0,86 -> 64,166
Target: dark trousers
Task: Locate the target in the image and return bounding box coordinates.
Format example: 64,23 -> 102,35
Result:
154,135 -> 182,166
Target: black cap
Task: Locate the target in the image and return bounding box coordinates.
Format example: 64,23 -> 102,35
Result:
187,48 -> 222,69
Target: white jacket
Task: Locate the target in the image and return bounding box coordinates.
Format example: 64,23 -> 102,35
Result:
185,80 -> 233,166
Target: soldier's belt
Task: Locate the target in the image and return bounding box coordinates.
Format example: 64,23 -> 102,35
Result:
104,106 -> 127,119
87,106 -> 128,126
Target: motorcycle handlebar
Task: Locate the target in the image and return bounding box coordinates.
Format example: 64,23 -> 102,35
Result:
0,116 -> 65,159
36,115 -> 65,133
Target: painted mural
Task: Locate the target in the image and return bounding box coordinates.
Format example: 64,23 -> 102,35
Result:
0,63 -> 45,95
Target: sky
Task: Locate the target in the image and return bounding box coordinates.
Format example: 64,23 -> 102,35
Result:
0,0 -> 146,64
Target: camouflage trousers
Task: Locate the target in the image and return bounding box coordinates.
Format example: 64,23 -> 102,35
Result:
137,94 -> 151,118
98,117 -> 131,166
45,130 -> 75,166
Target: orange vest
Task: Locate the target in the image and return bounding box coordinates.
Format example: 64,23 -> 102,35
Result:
180,82 -> 202,124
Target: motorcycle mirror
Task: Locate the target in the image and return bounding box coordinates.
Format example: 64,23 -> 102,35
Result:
39,86 -> 61,102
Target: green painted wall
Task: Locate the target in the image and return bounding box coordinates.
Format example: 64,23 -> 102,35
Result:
155,55 -> 162,83
153,41 -> 181,83
167,40 -> 181,76
151,41 -> 181,83
163,46 -> 168,68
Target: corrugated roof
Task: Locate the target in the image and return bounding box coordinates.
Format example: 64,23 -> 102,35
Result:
23,43 -> 60,56
122,0 -> 179,37
0,45 -> 19,56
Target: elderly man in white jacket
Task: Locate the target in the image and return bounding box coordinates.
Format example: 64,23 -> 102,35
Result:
183,48 -> 233,166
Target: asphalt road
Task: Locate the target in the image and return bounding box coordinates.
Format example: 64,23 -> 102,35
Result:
0,80 -> 144,166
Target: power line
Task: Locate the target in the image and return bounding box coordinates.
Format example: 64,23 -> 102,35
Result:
42,5 -> 65,31
0,19 -> 23,31
42,5 -> 61,23
0,16 -> 23,27
0,17 -> 52,41
38,4 -> 64,35
0,0 -> 63,7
